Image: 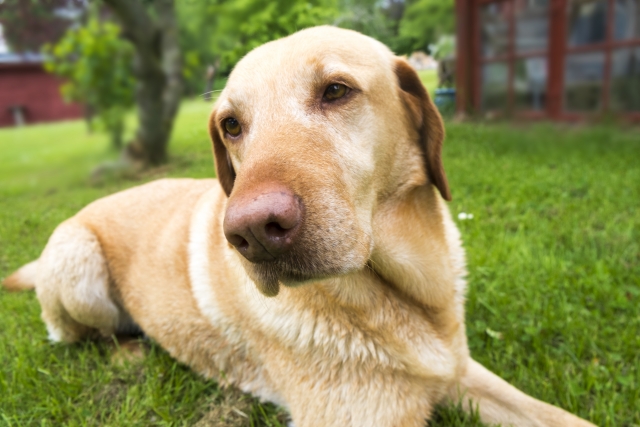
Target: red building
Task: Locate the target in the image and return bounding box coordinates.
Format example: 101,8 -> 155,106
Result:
455,0 -> 640,120
0,53 -> 83,127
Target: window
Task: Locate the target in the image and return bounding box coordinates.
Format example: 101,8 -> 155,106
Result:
563,0 -> 640,112
564,52 -> 606,111
475,0 -> 640,118
479,0 -> 550,113
567,0 -> 608,46
614,0 -> 640,40
610,47 -> 640,111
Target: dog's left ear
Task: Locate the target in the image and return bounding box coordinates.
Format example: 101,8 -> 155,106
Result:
394,57 -> 451,201
208,110 -> 236,197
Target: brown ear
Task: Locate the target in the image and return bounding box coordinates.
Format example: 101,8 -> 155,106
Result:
394,58 -> 451,201
208,111 -> 236,197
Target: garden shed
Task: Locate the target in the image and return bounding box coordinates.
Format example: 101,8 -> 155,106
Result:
455,0 -> 640,120
0,53 -> 82,128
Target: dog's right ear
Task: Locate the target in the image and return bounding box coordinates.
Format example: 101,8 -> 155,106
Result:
208,110 -> 236,197
394,57 -> 451,201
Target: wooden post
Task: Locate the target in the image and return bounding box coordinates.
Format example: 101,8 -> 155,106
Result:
455,0 -> 473,115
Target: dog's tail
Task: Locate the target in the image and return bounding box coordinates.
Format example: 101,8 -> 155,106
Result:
2,260 -> 39,291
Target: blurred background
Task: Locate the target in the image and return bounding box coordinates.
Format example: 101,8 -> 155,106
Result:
1,0 -> 638,153
0,0 -> 457,162
0,1 -> 638,426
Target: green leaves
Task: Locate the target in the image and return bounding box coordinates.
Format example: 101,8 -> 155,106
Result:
176,0 -> 456,97
398,0 -> 455,53
43,14 -> 135,149
178,0 -> 341,77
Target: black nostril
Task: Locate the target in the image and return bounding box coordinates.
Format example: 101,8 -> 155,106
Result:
236,237 -> 249,250
227,232 -> 248,248
265,222 -> 288,238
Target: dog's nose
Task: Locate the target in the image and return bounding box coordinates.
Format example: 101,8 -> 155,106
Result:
223,185 -> 303,263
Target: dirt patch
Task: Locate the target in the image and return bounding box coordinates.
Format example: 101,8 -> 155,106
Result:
193,388 -> 256,427
109,338 -> 148,366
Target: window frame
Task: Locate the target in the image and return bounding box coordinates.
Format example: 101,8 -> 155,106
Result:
472,0 -> 640,120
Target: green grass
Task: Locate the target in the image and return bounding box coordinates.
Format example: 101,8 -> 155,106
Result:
418,69 -> 439,95
1,100 -> 639,426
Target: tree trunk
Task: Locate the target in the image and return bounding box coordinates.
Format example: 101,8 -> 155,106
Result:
102,0 -> 182,166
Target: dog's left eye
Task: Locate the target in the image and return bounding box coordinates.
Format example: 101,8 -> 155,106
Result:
323,84 -> 348,101
224,118 -> 242,137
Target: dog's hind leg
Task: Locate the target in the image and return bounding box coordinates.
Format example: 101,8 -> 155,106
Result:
449,358 -> 596,427
35,221 -> 123,343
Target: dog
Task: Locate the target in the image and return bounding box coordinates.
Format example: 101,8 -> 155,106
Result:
3,27 -> 596,427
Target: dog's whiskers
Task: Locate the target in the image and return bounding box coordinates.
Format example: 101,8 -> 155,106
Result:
199,90 -> 223,99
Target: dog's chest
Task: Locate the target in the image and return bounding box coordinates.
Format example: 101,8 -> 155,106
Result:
195,260 -> 461,387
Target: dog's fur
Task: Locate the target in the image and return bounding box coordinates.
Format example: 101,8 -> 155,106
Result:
3,27 -> 595,427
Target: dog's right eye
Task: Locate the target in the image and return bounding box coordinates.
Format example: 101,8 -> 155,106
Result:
224,118 -> 241,137
323,84 -> 348,101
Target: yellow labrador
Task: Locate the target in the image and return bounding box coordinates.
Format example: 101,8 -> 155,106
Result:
4,27 -> 595,427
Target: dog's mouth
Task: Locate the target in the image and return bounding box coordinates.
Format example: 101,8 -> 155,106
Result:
243,256 -> 344,296
245,260 -> 332,296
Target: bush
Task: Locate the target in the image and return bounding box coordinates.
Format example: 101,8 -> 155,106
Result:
44,14 -> 135,149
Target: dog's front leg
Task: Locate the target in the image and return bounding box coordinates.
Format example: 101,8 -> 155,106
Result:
448,358 -> 596,427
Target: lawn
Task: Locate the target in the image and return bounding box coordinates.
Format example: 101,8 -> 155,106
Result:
1,98 -> 639,427
418,69 -> 439,95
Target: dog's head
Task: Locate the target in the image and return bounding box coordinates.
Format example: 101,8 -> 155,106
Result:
209,26 -> 450,296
